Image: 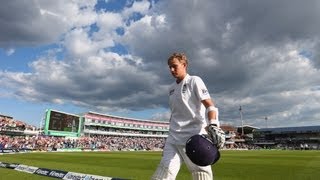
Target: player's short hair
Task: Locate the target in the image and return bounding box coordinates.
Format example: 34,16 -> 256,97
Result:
168,52 -> 188,66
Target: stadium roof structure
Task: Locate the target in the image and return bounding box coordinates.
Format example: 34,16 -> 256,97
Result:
237,125 -> 260,134
255,125 -> 320,134
0,114 -> 13,119
85,111 -> 169,124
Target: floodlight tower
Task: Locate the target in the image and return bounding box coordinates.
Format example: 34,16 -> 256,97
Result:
239,106 -> 244,136
265,116 -> 268,128
39,113 -> 45,137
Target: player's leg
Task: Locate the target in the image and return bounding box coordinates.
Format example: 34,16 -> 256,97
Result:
191,171 -> 213,180
151,142 -> 182,180
151,164 -> 175,180
177,145 -> 213,180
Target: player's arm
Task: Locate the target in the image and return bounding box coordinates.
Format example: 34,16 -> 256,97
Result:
202,99 -> 225,149
201,99 -> 219,127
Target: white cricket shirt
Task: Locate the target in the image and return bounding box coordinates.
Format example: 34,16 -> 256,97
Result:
166,74 -> 212,145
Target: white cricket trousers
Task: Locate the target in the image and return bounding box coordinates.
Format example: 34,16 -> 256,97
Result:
151,142 -> 213,180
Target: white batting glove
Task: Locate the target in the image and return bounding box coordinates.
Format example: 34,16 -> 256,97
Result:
207,124 -> 226,149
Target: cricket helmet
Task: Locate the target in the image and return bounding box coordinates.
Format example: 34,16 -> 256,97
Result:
185,134 -> 220,166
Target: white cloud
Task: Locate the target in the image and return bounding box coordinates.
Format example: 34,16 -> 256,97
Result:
1,0 -> 320,128
122,0 -> 150,18
0,0 -> 97,47
96,12 -> 123,33
64,28 -> 101,58
5,48 -> 15,56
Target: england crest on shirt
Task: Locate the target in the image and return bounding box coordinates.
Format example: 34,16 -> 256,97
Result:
169,89 -> 175,95
182,84 -> 187,93
202,89 -> 209,95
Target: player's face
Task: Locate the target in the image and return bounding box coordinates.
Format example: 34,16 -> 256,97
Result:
168,58 -> 187,81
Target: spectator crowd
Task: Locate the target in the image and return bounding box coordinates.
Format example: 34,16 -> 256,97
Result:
0,116 -> 36,132
1,114 -> 261,152
0,135 -> 166,152
1,114 -> 165,152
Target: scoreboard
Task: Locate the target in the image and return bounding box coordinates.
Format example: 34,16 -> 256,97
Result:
44,109 -> 82,137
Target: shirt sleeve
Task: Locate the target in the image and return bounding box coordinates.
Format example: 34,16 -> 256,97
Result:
193,76 -> 211,101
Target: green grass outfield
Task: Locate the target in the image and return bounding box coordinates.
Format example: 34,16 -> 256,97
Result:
0,150 -> 319,180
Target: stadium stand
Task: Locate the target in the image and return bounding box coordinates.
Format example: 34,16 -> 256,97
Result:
253,126 -> 320,150
83,111 -> 169,138
0,114 -> 38,136
1,111 -> 320,152
220,125 -> 261,150
1,111 -> 169,152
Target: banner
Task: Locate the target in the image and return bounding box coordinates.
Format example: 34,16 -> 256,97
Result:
0,162 -> 129,180
0,148 -> 33,153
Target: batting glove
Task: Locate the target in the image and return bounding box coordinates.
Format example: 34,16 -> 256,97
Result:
207,124 -> 226,149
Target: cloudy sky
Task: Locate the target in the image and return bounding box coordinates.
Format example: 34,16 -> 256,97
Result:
0,0 -> 320,128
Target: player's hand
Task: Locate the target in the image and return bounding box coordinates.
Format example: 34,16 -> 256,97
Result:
206,124 -> 226,149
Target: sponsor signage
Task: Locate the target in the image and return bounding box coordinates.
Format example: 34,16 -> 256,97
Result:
0,162 -> 9,168
1,148 -> 15,153
84,174 -> 113,180
49,170 -> 68,179
63,172 -> 87,180
35,168 -> 68,178
0,161 -> 128,180
0,162 -> 22,169
15,165 -> 38,174
34,168 -> 51,176
7,163 -> 19,169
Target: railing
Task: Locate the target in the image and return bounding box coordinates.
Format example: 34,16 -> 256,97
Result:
83,129 -> 168,138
